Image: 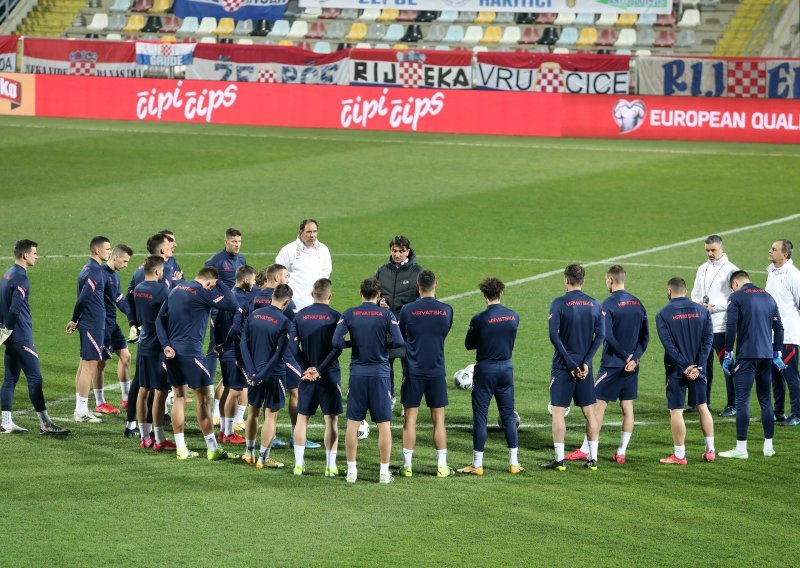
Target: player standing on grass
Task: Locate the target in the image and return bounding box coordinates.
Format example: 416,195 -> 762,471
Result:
655,278 -> 715,465
0,240 -> 69,435
333,277 -> 404,484
240,284 -> 294,470
97,244 -> 134,414
567,265 -> 648,464
67,236 -> 112,423
289,278 -> 343,476
719,271 -> 784,459
542,265 -> 604,472
398,270 -> 454,478
133,255 -> 175,451
155,266 -> 240,460
458,277 -> 523,476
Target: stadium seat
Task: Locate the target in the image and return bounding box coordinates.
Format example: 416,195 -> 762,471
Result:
252,20 -> 272,36
106,32 -> 122,39
377,9 -> 399,22
199,36 -> 216,43
278,39 -> 294,46
539,27 -> 558,45
375,43 -> 390,49
313,41 -> 332,53
556,27 -> 578,46
456,11 -> 477,23
324,21 -> 346,40
554,12 -> 575,26
462,25 -> 483,44
515,12 -> 534,24
472,45 -> 488,52
393,43 -> 408,50
142,15 -> 161,33
87,13 -> 109,32
319,8 -> 342,19
615,28 -> 636,47
437,11 -> 458,23
616,48 -> 631,55
678,8 -> 700,28
197,17 -> 217,35
636,13 -> 657,27
653,29 -> 675,47
296,41 -> 312,51
267,19 -> 290,38
233,19 -> 253,35
575,27 -> 597,46
517,26 -> 540,45
595,27 -> 617,46
434,45 -> 449,51
635,27 -> 655,46
108,13 -> 127,31
123,14 -> 145,32
675,28 -> 695,47
365,23 -> 386,41
480,25 -> 502,44
358,8 -> 380,21
616,13 -> 637,27
131,0 -> 153,12
536,13 -> 556,25
397,10 -> 417,22
499,25 -> 521,45
149,0 -> 170,13
176,16 -> 198,35
355,42 -> 371,48
495,12 -> 514,24
345,22 -> 367,41
300,7 -> 321,19
442,25 -> 464,43
655,12 -> 676,27
400,24 -> 422,42
214,17 -> 234,36
306,21 -> 326,39
553,47 -> 569,53
636,48 -> 652,55
699,0 -> 719,6
237,38 -> 253,44
424,24 -> 446,42
682,0 -> 700,7
475,11 -> 495,24
575,13 -> 596,26
109,0 -> 131,12
382,23 -> 404,42
284,1 -> 301,19
416,11 -> 436,22
340,9 -> 358,19
287,20 -> 308,39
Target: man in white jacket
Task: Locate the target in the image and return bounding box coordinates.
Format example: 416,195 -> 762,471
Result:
690,235 -> 739,416
276,219 -> 332,311
766,239 -> 800,427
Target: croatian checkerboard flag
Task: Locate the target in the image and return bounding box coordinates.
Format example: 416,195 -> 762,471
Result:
174,0 -> 288,21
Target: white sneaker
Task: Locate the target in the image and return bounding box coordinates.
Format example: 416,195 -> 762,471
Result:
764,447 -> 776,457
346,469 -> 357,484
718,449 -> 749,459
379,473 -> 395,484
73,411 -> 102,423
1,422 -> 28,433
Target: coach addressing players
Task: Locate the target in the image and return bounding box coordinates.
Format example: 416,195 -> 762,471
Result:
276,219 -> 332,312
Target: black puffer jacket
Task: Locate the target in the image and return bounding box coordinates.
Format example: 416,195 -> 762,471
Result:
374,250 -> 424,316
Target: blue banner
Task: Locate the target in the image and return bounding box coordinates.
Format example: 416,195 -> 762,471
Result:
174,0 -> 288,21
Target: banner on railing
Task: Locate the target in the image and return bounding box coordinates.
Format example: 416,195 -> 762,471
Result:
0,36 -> 16,73
349,48 -> 472,89
475,53 -> 630,94
21,38 -> 142,77
638,56 -> 800,99
187,44 -> 349,84
136,42 -> 196,67
174,0 -> 288,22
298,0 -> 671,14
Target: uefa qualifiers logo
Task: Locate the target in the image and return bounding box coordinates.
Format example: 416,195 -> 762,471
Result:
613,99 -> 646,134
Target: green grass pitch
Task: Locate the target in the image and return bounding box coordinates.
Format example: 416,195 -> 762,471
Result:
1,116 -> 800,566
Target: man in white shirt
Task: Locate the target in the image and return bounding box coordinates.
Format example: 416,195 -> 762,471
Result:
276,219 -> 332,311
765,239 -> 800,426
690,235 -> 739,416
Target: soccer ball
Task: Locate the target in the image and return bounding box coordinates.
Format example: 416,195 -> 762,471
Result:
547,403 -> 571,417
498,410 -> 521,429
357,420 -> 370,440
453,368 -> 474,390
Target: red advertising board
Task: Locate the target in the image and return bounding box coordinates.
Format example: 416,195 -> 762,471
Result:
2,73 -> 798,144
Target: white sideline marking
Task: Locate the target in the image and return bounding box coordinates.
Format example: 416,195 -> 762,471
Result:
439,213 -> 800,302
2,121 -> 800,159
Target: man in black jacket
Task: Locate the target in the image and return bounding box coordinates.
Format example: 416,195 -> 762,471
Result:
375,236 -> 424,403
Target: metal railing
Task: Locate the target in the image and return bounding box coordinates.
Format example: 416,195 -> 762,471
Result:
0,0 -> 21,26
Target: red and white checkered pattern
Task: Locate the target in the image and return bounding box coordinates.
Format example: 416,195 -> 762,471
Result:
222,0 -> 244,12
726,60 -> 767,98
257,68 -> 277,83
399,61 -> 423,89
69,61 -> 96,76
160,43 -> 173,57
534,65 -> 564,93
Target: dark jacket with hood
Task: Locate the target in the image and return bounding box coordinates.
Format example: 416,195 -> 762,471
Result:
375,250 -> 424,317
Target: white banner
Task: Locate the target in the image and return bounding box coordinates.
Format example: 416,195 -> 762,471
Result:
136,42 -> 195,67
299,0 -> 671,14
